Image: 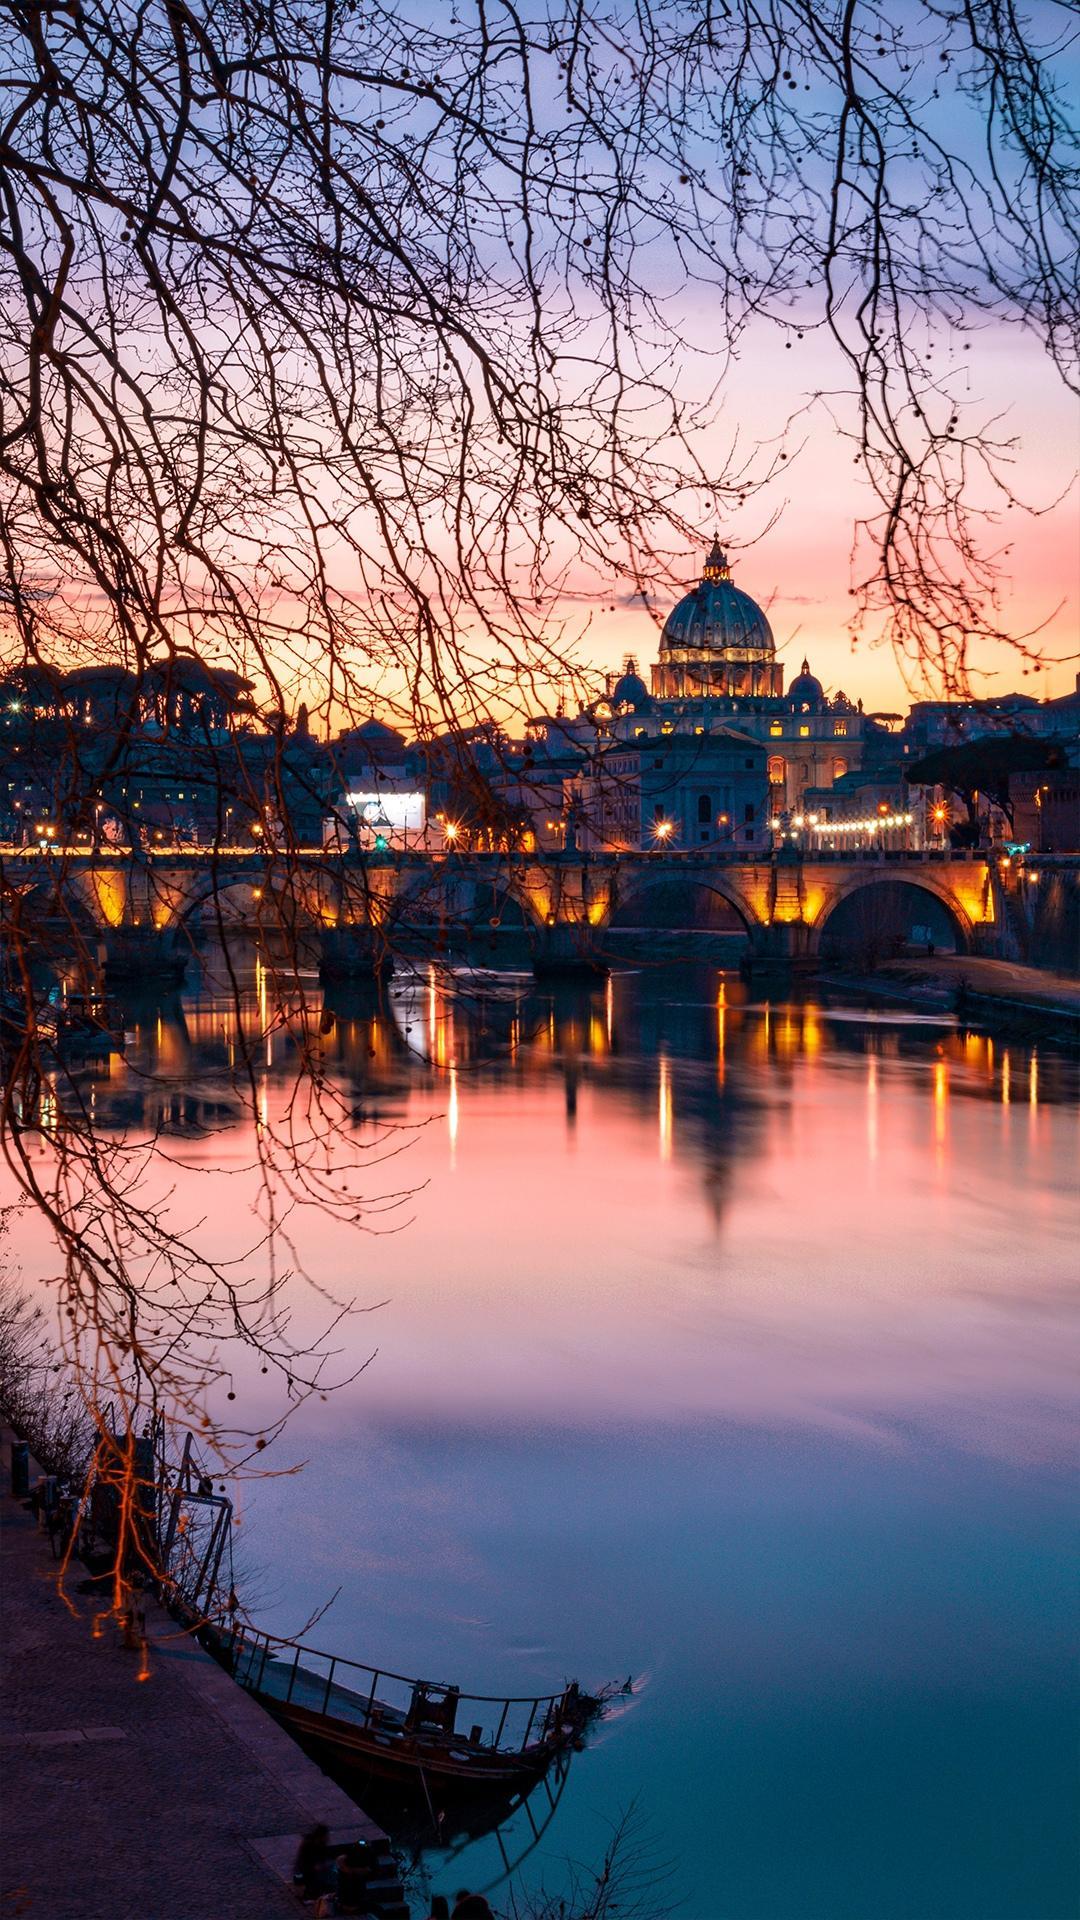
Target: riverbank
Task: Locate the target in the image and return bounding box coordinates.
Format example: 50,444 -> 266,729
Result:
0,1450 -> 402,1920
815,953 -> 1080,1042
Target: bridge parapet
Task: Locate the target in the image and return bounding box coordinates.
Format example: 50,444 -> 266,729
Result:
5,844 -> 1067,975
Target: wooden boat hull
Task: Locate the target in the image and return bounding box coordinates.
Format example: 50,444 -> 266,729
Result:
258,1692 -> 574,1802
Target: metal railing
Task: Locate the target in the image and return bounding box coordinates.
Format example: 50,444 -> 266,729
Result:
226,1619 -> 565,1755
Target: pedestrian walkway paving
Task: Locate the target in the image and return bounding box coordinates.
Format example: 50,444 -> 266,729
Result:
0,1470 -> 383,1920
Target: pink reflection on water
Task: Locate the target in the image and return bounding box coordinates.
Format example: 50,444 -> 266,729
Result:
6,979 -> 1078,1466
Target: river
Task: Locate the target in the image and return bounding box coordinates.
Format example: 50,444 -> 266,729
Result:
11,944 -> 1079,1919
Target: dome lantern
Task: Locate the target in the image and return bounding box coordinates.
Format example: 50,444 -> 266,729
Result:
701,537 -> 731,584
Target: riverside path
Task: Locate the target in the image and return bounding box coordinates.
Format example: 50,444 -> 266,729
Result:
1,1447 -> 393,1920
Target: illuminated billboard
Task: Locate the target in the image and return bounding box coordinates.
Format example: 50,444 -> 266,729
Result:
324,787 -> 427,847
347,790 -> 425,832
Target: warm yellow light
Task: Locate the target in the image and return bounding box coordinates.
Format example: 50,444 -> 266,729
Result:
653,819 -> 673,842
658,1055 -> 673,1160
933,1060 -> 948,1150
443,821 -> 459,842
447,1064 -> 459,1162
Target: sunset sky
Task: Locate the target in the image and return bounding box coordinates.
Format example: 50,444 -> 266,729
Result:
552,312 -> 1079,718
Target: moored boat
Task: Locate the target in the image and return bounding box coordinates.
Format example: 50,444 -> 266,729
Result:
223,1620 -> 604,1808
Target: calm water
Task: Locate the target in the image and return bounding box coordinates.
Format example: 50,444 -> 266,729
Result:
13,946 -> 1080,1919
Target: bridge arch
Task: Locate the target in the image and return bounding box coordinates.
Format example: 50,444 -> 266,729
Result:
167,859 -> 338,930
604,867 -> 756,936
1,866 -> 101,937
172,870 -> 288,929
815,871 -> 973,957
390,864 -> 541,932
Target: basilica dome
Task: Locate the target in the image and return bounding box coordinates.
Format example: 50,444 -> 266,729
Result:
652,540 -> 782,700
661,541 -> 775,656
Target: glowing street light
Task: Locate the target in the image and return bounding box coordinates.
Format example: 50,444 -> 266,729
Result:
443,820 -> 460,844
652,818 -> 673,845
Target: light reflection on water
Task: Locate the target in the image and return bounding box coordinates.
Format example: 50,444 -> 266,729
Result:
15,948 -> 1080,1919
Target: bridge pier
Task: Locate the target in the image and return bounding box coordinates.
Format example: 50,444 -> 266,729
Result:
747,920 -> 817,967
318,923 -> 395,982
102,925 -> 189,987
532,921 -> 609,979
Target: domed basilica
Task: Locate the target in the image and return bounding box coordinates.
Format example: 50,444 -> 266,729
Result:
652,539 -> 783,700
520,535 -> 890,855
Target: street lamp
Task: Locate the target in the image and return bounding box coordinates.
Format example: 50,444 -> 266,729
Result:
652,819 -> 673,847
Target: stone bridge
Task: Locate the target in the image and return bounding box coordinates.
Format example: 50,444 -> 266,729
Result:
4,842 -> 1073,980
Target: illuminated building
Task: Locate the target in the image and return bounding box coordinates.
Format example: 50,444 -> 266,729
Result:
514,540 -> 891,848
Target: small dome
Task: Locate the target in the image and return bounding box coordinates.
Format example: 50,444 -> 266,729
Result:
788,658 -> 824,711
611,659 -> 652,713
660,541 -> 774,658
